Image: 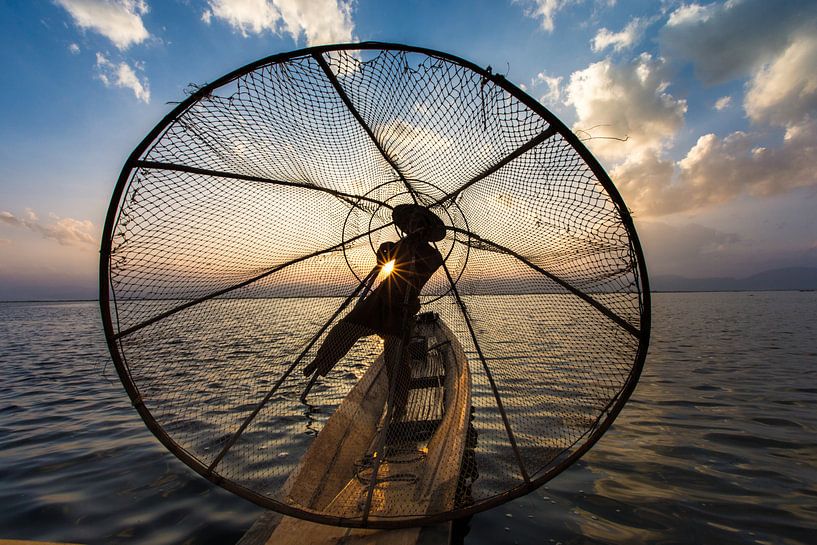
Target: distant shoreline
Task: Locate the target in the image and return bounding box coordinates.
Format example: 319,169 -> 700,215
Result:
2,289 -> 815,303
3,267 -> 813,302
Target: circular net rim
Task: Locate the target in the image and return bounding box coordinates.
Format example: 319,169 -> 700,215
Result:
99,41 -> 651,529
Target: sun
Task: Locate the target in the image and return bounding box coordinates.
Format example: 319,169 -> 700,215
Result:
382,259 -> 395,276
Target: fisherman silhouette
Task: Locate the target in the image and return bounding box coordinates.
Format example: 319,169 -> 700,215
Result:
303,204 -> 445,415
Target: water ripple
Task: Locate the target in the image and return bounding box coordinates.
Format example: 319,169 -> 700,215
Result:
1,293 -> 816,544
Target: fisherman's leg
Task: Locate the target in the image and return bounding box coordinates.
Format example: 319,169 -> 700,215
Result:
384,335 -> 412,421
303,320 -> 372,377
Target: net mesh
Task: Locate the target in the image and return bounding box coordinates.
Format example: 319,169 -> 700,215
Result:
102,44 -> 649,527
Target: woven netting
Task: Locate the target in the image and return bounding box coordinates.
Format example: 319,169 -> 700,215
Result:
101,43 -> 649,528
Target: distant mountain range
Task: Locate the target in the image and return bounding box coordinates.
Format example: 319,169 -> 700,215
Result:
651,267 -> 817,292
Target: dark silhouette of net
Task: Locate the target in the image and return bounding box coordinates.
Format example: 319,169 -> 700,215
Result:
100,43 -> 650,528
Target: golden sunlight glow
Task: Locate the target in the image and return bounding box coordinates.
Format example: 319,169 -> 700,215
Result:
382,259 -> 395,276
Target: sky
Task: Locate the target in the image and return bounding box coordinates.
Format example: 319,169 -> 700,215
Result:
0,0 -> 816,300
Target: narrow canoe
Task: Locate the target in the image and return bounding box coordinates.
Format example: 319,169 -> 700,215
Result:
245,312 -> 471,545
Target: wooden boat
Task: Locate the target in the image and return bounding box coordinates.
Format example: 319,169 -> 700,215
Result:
241,311 -> 472,545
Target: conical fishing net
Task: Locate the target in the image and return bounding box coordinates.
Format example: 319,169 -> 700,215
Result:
100,43 -> 650,528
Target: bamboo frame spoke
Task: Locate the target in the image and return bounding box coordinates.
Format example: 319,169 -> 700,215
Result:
135,160 -> 393,213
433,125 -> 558,208
313,52 -> 420,204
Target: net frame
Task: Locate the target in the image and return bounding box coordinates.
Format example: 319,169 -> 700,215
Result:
99,42 -> 651,528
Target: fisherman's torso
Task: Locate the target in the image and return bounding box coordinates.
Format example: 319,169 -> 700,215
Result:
379,236 -> 442,298
345,235 -> 443,336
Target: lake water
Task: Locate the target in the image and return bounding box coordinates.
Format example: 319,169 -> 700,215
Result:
1,292 -> 815,544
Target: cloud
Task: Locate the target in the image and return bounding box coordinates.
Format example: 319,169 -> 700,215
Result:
0,210 -> 98,247
610,152 -> 676,215
592,17 -> 647,53
590,3 -> 817,218
515,0 -> 577,32
600,5 -> 817,218
660,0 -> 817,84
533,71 -> 563,105
677,124 -> 817,200
665,3 -> 715,27
744,33 -> 817,130
377,118 -> 454,152
561,54 -> 691,216
714,95 -> 731,111
203,0 -> 355,45
276,0 -> 354,45
565,53 -> 687,162
95,52 -> 150,103
55,0 -> 150,50
68,42 -> 81,54
203,0 -> 279,36
1,212 -> 21,227
612,120 -> 817,216
556,19 -> 817,219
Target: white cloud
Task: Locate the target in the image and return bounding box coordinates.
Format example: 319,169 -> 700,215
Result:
68,42 -> 81,54
563,26 -> 817,217
515,0 -> 577,32
610,152 -> 676,215
678,124 -> 817,200
612,120 -> 817,216
744,34 -> 817,129
204,0 -> 355,45
277,0 -> 355,45
620,1 -> 817,218
565,53 -> 687,162
55,0 -> 150,50
95,52 -> 150,103
2,212 -> 21,226
206,0 -> 280,36
377,118 -> 454,152
0,210 -> 98,247
561,54 -> 691,216
665,3 -> 715,27
534,71 -> 563,105
592,17 -> 646,53
660,0 -> 817,84
714,95 -> 731,111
